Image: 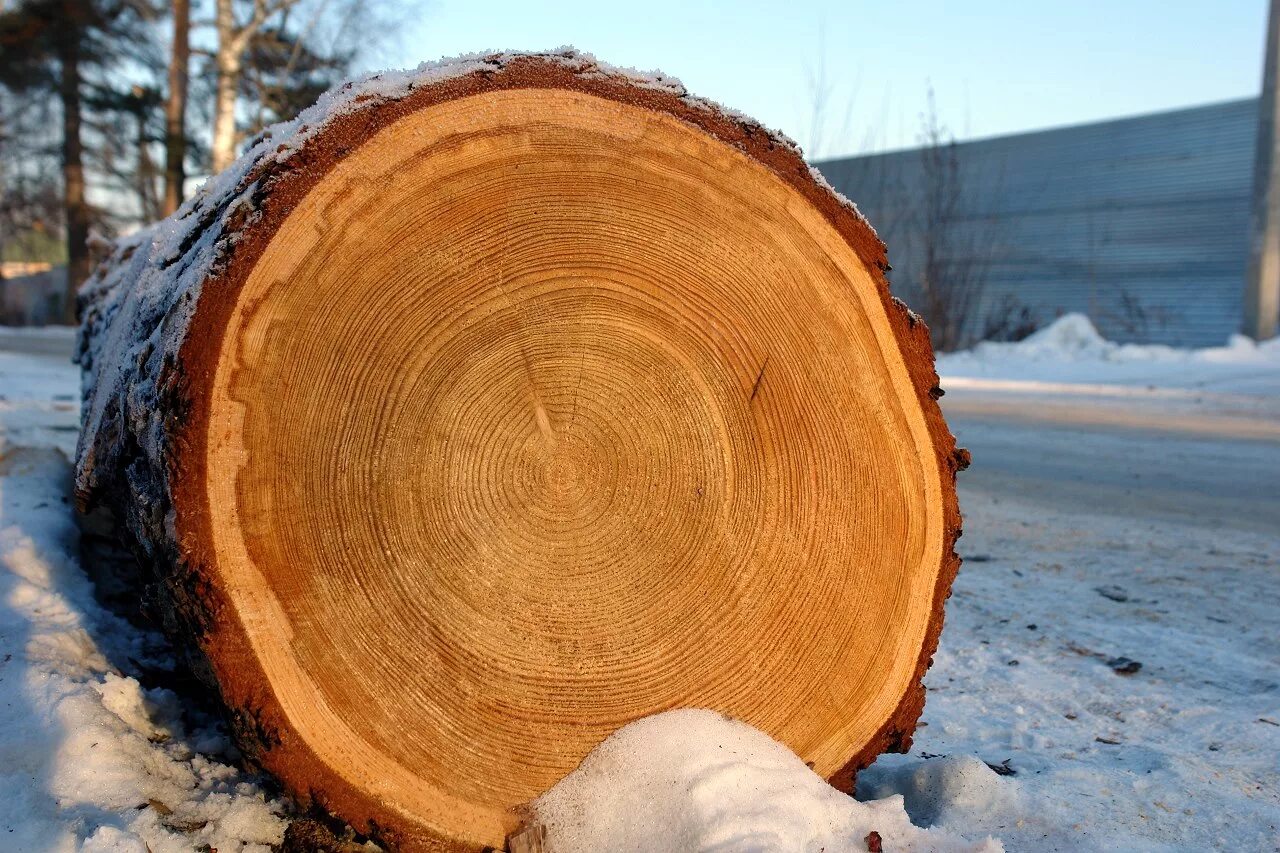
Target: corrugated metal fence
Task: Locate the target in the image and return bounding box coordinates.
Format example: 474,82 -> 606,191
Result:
815,98 -> 1258,347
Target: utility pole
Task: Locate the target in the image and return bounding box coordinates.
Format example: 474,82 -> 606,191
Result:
1245,0 -> 1280,340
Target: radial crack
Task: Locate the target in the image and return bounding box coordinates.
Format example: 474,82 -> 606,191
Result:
749,355 -> 770,404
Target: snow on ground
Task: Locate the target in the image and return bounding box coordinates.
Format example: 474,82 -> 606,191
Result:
860,488 -> 1280,851
1,327 -> 287,852
1,321 -> 1278,851
902,315 -> 1280,850
937,315 -> 1280,442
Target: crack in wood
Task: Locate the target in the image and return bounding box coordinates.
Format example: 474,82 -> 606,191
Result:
749,355 -> 770,404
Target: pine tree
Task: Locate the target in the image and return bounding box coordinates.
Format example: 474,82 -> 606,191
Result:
0,0 -> 154,321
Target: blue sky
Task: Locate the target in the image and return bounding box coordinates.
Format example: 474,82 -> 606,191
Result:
371,0 -> 1267,159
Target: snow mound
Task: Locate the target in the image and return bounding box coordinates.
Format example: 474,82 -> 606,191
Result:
937,312 -> 1280,394
530,709 -> 1002,852
957,312 -> 1280,367
1016,313 -> 1110,358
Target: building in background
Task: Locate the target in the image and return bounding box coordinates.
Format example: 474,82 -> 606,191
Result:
0,263 -> 68,326
816,98 -> 1262,348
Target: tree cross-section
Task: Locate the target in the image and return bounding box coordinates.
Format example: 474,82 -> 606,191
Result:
75,50 -> 967,852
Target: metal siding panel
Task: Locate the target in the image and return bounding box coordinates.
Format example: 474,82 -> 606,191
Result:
816,99 -> 1256,346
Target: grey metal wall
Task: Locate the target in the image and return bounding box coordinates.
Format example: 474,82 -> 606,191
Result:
815,99 -> 1258,347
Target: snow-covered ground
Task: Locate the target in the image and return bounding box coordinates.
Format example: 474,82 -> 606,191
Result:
912,315 -> 1280,850
937,315 -> 1280,443
1,319 -> 1277,851
0,327 -> 286,852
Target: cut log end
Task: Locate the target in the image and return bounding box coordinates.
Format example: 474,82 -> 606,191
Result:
78,52 -> 963,852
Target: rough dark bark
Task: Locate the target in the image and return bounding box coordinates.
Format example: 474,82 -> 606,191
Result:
76,50 -> 966,852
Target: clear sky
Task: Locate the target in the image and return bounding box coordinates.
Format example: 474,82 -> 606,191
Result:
368,0 -> 1267,159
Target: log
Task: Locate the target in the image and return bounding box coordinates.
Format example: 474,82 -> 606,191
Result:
75,50 -> 967,852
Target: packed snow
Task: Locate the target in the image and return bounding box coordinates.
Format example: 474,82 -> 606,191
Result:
3,320 -> 1279,851
530,709 -> 999,852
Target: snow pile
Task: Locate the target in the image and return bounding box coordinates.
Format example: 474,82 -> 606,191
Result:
530,709 -> 1002,853
946,312 -> 1280,370
1,395 -> 286,849
938,313 -> 1280,397
947,312 -> 1280,369
990,313 -> 1111,360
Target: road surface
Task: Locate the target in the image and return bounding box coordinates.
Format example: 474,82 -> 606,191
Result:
945,389 -> 1280,536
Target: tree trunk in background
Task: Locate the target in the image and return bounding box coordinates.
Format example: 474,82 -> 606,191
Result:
163,0 -> 190,215
210,0 -> 308,172
59,25 -> 88,324
130,90 -> 161,222
74,53 -> 967,852
211,0 -> 241,172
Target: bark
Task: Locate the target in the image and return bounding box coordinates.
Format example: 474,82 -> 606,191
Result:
163,0 -> 190,215
74,51 -> 967,852
59,24 -> 89,325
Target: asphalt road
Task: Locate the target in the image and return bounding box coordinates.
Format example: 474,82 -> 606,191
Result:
945,392 -> 1280,536
0,327 -> 77,359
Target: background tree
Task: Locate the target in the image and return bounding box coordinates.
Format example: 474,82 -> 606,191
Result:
87,82 -> 166,225
207,0 -> 372,171
212,0 -> 294,171
902,90 -> 1001,351
241,21 -> 348,138
164,0 -> 189,214
0,0 -> 154,321
809,84 -> 1003,352
0,0 -> 398,323
0,77 -> 65,267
